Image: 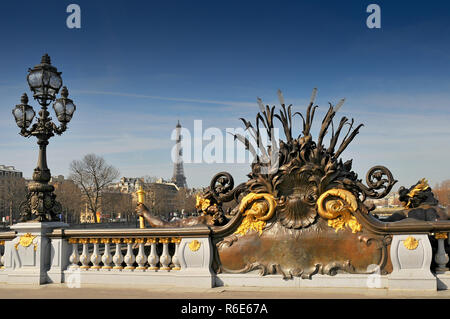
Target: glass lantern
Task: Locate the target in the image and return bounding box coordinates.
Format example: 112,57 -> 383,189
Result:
27,54 -> 63,104
12,93 -> 35,130
52,86 -> 76,123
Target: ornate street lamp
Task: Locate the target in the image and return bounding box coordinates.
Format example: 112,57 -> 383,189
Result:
12,54 -> 76,222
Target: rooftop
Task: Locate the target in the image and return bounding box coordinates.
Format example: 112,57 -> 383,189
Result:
0,165 -> 21,173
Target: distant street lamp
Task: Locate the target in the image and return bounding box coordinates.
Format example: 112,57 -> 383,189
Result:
12,54 -> 76,222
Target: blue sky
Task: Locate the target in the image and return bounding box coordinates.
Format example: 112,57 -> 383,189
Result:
0,0 -> 450,190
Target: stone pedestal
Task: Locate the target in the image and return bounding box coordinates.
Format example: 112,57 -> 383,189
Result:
176,237 -> 214,288
388,234 -> 436,290
4,222 -> 68,285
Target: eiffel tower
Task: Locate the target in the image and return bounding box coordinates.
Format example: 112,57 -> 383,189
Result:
171,121 -> 187,188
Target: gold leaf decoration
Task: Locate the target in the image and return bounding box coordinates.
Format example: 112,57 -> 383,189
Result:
159,238 -> 170,244
235,215 -> 267,236
234,193 -> 276,236
435,233 -> 448,240
195,195 -> 211,212
403,236 -> 419,250
327,212 -> 362,234
317,189 -> 362,233
405,178 -> 429,208
189,240 -> 201,252
18,233 -> 36,248
135,238 -> 145,244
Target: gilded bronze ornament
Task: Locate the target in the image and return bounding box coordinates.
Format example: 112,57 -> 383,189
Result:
15,233 -> 37,249
189,240 -> 201,252
382,178 -> 447,222
136,88 -> 450,279
234,193 -> 276,236
403,236 -> 419,250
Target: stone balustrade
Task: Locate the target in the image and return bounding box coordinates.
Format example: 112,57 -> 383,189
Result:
0,223 -> 213,287
54,225 -> 214,287
66,237 -> 182,271
0,223 -> 449,290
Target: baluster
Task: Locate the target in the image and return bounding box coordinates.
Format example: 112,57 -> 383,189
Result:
101,238 -> 113,269
435,233 -> 449,272
159,238 -> 171,271
90,238 -> 101,269
68,238 -> 80,268
171,238 -> 181,270
79,239 -> 91,269
147,238 -> 159,270
112,238 -> 124,270
135,238 -> 147,270
123,238 -> 136,270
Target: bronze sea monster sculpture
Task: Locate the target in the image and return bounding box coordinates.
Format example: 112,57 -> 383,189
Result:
380,178 -> 447,222
135,88 -> 448,279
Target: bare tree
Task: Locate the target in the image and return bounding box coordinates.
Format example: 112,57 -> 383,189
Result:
102,191 -> 133,222
435,180 -> 450,207
148,186 -> 170,216
143,183 -> 178,219
69,154 -> 120,223
174,188 -> 196,214
52,179 -> 82,224
3,176 -> 27,224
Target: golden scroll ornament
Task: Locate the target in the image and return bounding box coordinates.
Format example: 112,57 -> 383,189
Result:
317,189 -> 362,233
234,193 -> 276,236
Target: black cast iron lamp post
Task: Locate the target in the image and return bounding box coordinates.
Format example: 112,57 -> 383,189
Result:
12,54 -> 76,222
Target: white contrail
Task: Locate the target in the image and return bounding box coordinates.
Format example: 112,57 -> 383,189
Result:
72,89 -> 255,108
